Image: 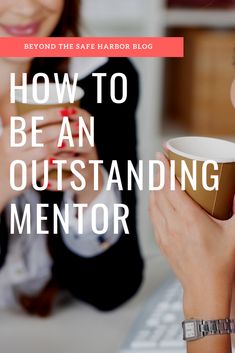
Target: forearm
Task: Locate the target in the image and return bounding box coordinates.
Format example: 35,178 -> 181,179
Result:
183,284 -> 233,353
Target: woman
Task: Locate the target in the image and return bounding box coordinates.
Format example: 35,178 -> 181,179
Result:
0,0 -> 143,316
149,81 -> 235,352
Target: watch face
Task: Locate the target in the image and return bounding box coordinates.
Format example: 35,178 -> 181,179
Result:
184,321 -> 196,339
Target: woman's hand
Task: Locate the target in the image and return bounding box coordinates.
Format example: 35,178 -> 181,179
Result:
0,107 -> 66,212
44,108 -> 103,205
149,153 -> 235,320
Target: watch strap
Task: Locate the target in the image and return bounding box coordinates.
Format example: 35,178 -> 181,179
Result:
182,318 -> 235,341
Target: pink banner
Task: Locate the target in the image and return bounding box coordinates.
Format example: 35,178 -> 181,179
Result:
0,37 -> 184,57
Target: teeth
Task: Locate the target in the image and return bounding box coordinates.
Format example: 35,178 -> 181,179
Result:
13,28 -> 33,35
25,28 -> 33,34
2,23 -> 39,36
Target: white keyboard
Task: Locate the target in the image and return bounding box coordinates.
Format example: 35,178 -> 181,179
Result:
120,277 -> 185,353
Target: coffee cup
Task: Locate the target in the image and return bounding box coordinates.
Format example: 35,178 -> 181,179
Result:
15,83 -> 84,180
166,136 -> 235,220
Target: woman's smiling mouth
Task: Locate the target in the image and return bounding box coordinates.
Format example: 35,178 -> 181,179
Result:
1,21 -> 41,36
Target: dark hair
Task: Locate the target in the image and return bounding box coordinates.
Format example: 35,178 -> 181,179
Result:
29,0 -> 81,80
51,0 -> 80,38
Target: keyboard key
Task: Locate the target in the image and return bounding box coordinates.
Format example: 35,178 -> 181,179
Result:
120,277 -> 184,353
146,318 -> 159,327
162,313 -> 177,323
157,302 -> 169,310
130,341 -> 157,349
150,326 -> 167,342
136,330 -> 150,339
163,326 -> 182,341
160,339 -> 185,348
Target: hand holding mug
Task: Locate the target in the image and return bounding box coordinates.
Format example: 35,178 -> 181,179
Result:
149,153 -> 235,319
44,107 -> 103,205
0,107 -> 63,212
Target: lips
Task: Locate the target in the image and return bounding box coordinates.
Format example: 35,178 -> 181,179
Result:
1,22 -> 41,36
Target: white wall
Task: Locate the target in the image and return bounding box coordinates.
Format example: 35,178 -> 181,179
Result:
80,0 -> 164,256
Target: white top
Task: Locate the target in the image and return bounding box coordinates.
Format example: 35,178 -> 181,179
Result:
2,169 -> 121,309
0,57 -> 122,309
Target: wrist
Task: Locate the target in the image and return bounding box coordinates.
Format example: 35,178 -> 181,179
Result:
183,284 -> 232,320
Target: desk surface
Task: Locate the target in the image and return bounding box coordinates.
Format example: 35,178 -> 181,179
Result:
0,255 -> 171,353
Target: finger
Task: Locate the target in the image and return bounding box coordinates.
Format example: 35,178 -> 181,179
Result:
15,108 -> 65,132
52,152 -> 82,159
153,159 -> 176,215
222,195 -> 235,228
69,108 -> 92,127
21,125 -> 60,150
149,190 -> 165,230
23,142 -> 59,165
152,182 -> 186,243
149,191 -> 167,254
19,121 -> 79,151
157,152 -> 205,218
233,195 -> 235,215
57,137 -> 93,154
153,193 -> 176,230
162,143 -> 169,158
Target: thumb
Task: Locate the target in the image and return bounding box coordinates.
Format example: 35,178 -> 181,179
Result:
228,195 -> 235,222
212,195 -> 235,226
232,195 -> 235,215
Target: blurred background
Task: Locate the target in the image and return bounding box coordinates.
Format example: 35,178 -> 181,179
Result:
3,1 -> 235,353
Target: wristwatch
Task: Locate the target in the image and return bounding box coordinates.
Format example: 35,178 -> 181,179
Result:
182,319 -> 235,341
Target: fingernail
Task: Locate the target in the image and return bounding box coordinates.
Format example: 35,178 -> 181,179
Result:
69,108 -> 78,115
163,143 -> 169,151
58,141 -> 66,149
156,152 -> 163,160
47,182 -> 52,189
73,134 -> 79,138
49,157 -> 55,166
59,109 -> 70,117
